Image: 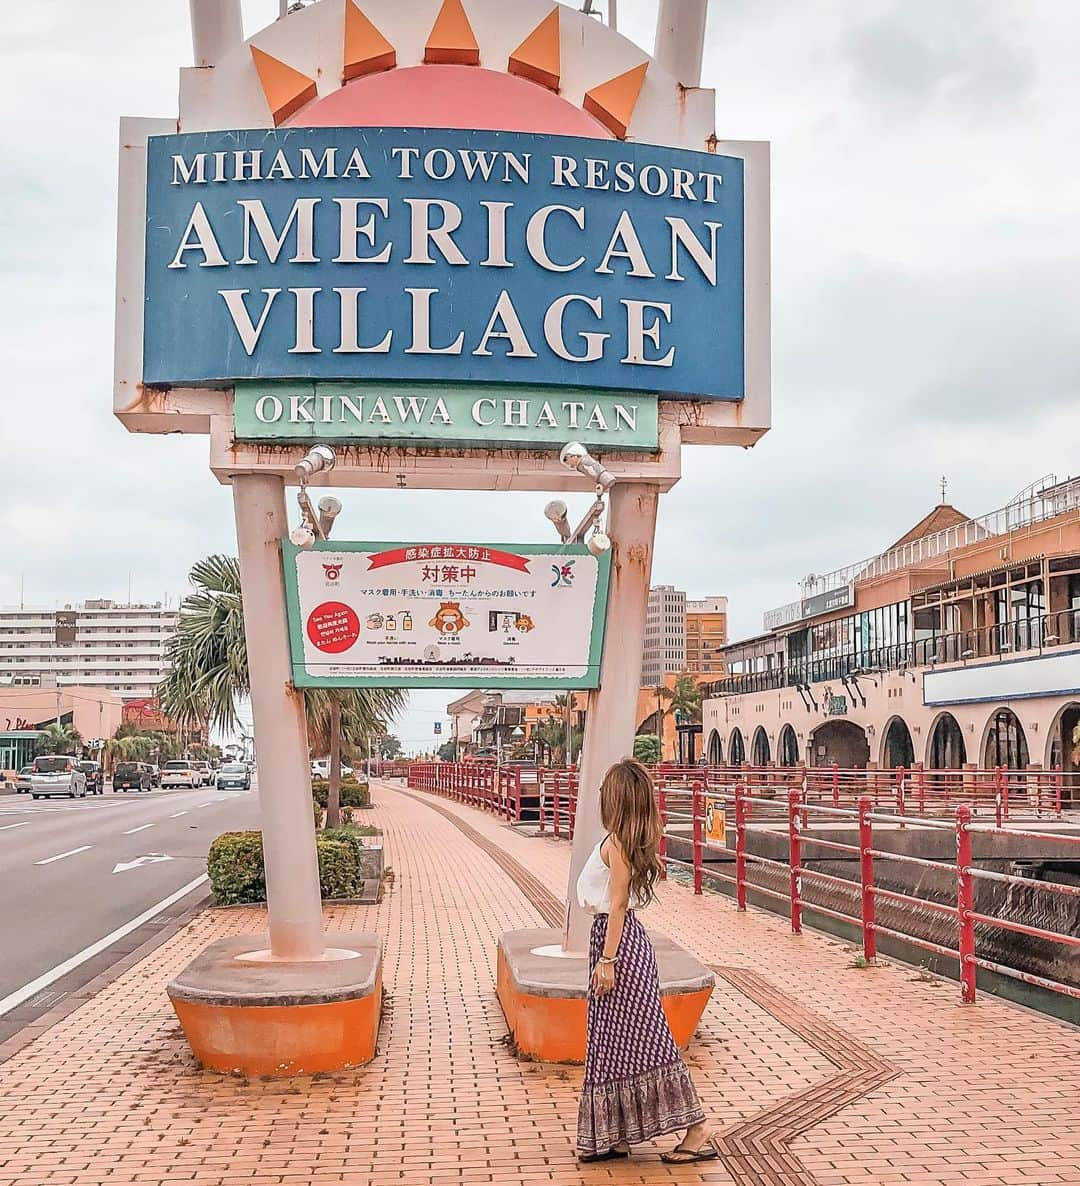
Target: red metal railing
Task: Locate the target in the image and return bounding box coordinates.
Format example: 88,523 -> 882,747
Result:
406,760 -> 1074,828
661,783 -> 1080,1006
404,761 -> 1078,1005
657,763 -> 1068,823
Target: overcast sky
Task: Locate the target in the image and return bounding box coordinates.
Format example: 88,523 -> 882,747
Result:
2,1 -> 1077,752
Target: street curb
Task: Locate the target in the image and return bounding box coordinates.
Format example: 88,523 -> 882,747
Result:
0,885 -> 212,1067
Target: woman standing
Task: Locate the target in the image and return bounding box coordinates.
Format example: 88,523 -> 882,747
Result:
576,758 -> 719,1164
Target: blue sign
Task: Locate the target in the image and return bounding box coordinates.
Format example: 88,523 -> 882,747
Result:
143,128 -> 744,401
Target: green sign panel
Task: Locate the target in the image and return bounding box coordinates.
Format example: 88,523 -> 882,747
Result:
234,381 -> 658,451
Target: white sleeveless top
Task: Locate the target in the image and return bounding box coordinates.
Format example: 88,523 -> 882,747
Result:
576,839 -> 614,914
576,838 -> 648,914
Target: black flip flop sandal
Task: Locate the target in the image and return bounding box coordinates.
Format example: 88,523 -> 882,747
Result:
660,1137 -> 720,1164
578,1147 -> 630,1163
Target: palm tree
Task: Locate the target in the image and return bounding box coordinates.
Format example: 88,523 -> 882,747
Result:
35,723 -> 82,756
653,673 -> 703,765
159,555 -> 405,827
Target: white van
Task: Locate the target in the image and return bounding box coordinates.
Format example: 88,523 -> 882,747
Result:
29,756 -> 88,799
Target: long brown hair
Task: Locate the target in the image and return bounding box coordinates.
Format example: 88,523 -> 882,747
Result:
600,759 -> 663,907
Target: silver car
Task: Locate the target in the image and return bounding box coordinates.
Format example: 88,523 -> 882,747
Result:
29,756 -> 88,799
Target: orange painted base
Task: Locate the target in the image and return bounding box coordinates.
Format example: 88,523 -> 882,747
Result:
169,967 -> 382,1076
497,946 -> 711,1064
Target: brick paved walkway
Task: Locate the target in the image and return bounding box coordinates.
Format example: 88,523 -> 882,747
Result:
0,780 -> 1076,1186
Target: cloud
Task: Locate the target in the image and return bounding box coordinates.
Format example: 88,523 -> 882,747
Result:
841,2 -> 1035,122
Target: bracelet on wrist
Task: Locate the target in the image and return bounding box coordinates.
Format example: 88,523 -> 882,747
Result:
598,955 -> 618,966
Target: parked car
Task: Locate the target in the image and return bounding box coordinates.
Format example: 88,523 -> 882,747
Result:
29,756 -> 88,799
216,762 -> 251,790
161,760 -> 199,789
78,760 -> 104,795
190,760 -> 213,787
113,761 -> 153,792
15,766 -> 33,794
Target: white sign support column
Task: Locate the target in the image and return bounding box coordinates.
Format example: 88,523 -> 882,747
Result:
232,473 -> 325,961
563,481 -> 660,952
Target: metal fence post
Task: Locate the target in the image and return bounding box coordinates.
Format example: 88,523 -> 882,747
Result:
735,785 -> 747,911
957,804 -> 977,1004
832,763 -> 840,809
658,787 -> 668,880
788,788 -> 802,934
858,795 -> 876,964
897,770 -> 906,828
692,781 -> 703,895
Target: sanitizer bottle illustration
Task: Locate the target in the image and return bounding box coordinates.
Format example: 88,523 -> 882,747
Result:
386,614 -> 397,631
402,612 -> 413,632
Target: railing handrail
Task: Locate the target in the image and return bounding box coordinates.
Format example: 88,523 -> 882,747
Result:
711,606 -> 1080,699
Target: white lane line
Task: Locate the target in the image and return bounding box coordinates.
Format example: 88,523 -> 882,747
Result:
122,823 -> 154,835
0,873 -> 209,1018
169,811 -> 188,818
196,802 -> 217,809
35,846 -> 92,866
0,822 -> 29,832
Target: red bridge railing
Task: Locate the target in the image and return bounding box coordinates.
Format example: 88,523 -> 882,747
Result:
403,762 -> 1078,1007
661,782 -> 1079,1007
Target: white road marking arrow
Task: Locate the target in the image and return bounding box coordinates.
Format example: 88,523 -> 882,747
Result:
112,853 -> 174,874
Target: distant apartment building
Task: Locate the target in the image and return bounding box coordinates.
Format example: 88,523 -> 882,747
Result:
642,587 -> 728,686
686,597 -> 729,676
0,600 -> 179,701
642,585 -> 686,686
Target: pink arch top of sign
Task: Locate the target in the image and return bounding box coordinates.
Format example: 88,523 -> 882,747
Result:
288,64 -> 612,138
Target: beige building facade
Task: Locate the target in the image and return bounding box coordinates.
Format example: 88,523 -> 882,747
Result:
702,477 -> 1080,803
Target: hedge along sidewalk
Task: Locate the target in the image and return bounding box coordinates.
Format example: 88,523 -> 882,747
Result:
311,778 -> 371,809
207,824 -> 381,905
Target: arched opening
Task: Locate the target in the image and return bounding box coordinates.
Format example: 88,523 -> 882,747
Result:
706,730 -> 723,766
637,710 -> 662,736
881,717 -> 915,769
983,708 -> 1029,769
810,720 -> 870,768
729,728 -> 746,765
928,712 -> 966,769
779,724 -> 800,767
1047,703 -> 1080,806
751,726 -> 771,765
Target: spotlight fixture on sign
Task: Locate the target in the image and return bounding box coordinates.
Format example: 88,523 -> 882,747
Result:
543,500 -> 572,543
543,442 -> 618,556
317,496 -> 342,539
290,446 -> 339,549
559,442 -> 616,491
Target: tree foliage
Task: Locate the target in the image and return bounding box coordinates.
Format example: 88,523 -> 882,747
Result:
633,734 -> 662,764
159,555 -> 405,800
35,723 -> 82,755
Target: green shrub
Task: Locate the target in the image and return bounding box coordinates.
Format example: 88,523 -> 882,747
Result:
207,829 -> 369,904
208,832 -> 266,905
311,779 -> 370,809
316,835 -> 363,899
313,798 -> 322,828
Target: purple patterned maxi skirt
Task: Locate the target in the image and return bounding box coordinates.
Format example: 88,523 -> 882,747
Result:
577,911 -> 705,1156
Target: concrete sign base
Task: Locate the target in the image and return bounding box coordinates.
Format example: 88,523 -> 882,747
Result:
167,931 -> 383,1075
496,926 -> 714,1064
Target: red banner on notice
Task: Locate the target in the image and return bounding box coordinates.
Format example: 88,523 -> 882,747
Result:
367,546 -> 530,572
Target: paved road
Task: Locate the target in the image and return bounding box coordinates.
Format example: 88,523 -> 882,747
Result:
0,783 -> 257,1012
